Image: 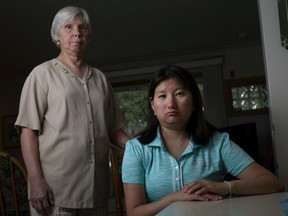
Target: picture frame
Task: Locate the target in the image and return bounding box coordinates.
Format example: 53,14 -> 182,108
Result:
2,115 -> 20,148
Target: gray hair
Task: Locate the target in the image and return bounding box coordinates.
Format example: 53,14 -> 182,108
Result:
50,6 -> 91,44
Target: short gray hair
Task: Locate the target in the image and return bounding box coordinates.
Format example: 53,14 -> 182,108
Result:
50,6 -> 91,44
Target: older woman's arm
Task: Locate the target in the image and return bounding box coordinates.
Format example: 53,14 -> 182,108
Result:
20,127 -> 54,215
109,129 -> 130,149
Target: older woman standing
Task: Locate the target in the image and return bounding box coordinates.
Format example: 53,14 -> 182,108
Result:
15,6 -> 129,216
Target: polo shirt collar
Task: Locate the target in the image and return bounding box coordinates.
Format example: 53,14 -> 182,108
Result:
147,127 -> 202,150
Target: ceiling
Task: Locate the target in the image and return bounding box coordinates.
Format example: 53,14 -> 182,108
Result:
0,0 -> 261,78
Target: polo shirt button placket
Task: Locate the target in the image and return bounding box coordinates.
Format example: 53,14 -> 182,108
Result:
175,166 -> 179,183
173,162 -> 182,191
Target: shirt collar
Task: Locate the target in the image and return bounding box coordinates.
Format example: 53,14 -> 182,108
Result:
54,58 -> 93,81
147,127 -> 202,150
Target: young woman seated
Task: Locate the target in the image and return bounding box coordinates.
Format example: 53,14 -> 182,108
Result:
122,65 -> 284,216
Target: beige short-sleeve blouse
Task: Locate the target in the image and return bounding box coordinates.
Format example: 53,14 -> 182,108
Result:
15,58 -> 124,208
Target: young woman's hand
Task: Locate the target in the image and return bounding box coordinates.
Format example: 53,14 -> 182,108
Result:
182,180 -> 229,197
171,190 -> 223,202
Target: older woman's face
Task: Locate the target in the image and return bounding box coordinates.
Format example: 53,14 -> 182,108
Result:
58,14 -> 90,56
150,78 -> 194,131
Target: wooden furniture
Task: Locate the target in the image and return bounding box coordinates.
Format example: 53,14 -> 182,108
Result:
157,192 -> 288,216
0,151 -> 30,216
109,145 -> 125,216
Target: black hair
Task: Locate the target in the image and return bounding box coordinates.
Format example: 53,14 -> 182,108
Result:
138,65 -> 216,145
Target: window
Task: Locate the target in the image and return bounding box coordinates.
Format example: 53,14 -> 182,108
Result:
225,76 -> 269,116
115,88 -> 148,137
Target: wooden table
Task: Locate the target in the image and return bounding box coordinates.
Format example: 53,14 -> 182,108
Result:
157,192 -> 288,216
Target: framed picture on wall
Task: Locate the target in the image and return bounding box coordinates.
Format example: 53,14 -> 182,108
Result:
2,115 -> 20,148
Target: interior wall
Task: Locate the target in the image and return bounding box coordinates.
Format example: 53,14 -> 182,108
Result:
258,0 -> 288,188
0,78 -> 24,158
203,65 -> 227,128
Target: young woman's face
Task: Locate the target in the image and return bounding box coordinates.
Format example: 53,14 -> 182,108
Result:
150,78 -> 194,131
58,14 -> 90,56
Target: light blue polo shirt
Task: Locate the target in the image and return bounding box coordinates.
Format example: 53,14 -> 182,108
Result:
122,129 -> 254,202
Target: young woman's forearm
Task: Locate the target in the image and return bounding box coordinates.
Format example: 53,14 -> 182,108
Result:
127,193 -> 175,216
229,174 -> 284,196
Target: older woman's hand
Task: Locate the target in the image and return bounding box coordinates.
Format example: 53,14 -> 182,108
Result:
30,178 -> 54,216
182,180 -> 229,197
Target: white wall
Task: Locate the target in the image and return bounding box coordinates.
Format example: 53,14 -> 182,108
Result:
258,0 -> 288,188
